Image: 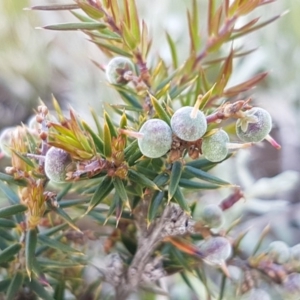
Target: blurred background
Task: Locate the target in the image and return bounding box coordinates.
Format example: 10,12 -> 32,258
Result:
0,0 -> 299,298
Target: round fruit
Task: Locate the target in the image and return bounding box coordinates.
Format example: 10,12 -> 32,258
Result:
200,204 -> 224,228
267,241 -> 290,264
290,244 -> 300,262
240,289 -> 271,300
44,147 -> 72,183
170,106 -> 207,142
202,130 -> 229,162
236,107 -> 272,143
198,236 -> 231,265
105,57 -> 135,85
138,119 -> 172,158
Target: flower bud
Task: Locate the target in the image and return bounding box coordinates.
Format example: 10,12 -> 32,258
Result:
171,106 -> 207,142
44,147 -> 72,183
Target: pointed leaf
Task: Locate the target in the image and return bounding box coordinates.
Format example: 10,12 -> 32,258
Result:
0,182 -> 20,204
6,272 -> 24,300
128,169 -> 159,190
92,39 -> 132,56
166,32 -> 178,69
104,111 -> 118,138
183,165 -> 230,186
153,173 -> 170,187
87,175 -> 114,212
0,218 -> 16,228
41,22 -> 106,31
179,178 -> 220,190
103,123 -> 112,158
38,235 -> 81,254
0,172 -> 26,186
113,177 -> 128,203
0,278 -> 10,292
51,206 -> 80,232
148,191 -> 165,223
149,93 -> 171,124
168,161 -> 183,201
82,121 -> 104,154
0,243 -> 22,264
29,4 -> 79,10
180,272 -> 197,294
28,278 -> 55,300
0,204 -> 27,218
26,228 -> 37,279
173,187 -> 190,213
118,90 -> 142,108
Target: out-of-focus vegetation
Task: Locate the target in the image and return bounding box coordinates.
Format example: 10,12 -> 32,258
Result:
0,0 -> 300,299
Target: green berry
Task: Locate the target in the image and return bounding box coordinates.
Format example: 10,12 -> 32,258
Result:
267,241 -> 290,264
290,244 -> 300,262
138,119 -> 172,158
200,204 -> 224,228
202,130 -> 229,162
170,106 -> 207,142
198,236 -> 231,265
44,147 -> 72,183
236,107 -> 272,143
105,57 -> 135,85
240,289 -> 271,300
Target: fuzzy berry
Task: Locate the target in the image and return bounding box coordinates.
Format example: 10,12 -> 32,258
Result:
198,236 -> 231,265
105,57 -> 135,85
200,204 -> 224,228
266,241 -> 290,264
236,107 -> 272,143
138,119 -> 172,158
44,147 -> 72,183
201,130 -> 229,162
170,106 -> 207,142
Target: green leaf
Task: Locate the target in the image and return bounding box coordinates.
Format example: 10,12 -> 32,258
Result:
0,181 -> 21,204
113,177 -> 128,203
92,39 -> 132,56
168,161 -> 183,201
11,150 -> 35,168
37,257 -> 84,268
179,178 -> 220,190
6,271 -> 24,300
41,22 -> 106,31
0,243 -> 22,264
76,1 -> 105,19
173,187 -> 190,213
118,90 -> 142,108
0,218 -> 16,228
0,278 -> 10,292
124,139 -> 139,158
0,172 -> 26,186
50,206 -> 80,232
29,4 -> 79,10
128,169 -> 159,190
28,278 -> 55,300
0,229 -> 14,241
56,183 -> 73,201
54,280 -> 65,300
148,191 -> 165,223
180,272 -> 197,294
149,93 -> 171,125
38,235 -> 81,254
127,148 -> 143,166
26,228 -> 37,280
104,111 -> 118,138
183,165 -> 230,186
87,175 -> 114,212
0,204 -> 27,218
103,122 -> 112,158
166,32 -> 178,69
153,172 -> 170,187
59,198 -> 90,208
